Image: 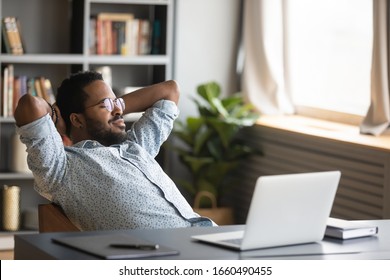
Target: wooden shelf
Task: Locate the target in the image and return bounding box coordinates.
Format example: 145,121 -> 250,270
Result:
0,117 -> 15,123
87,54 -> 170,65
0,54 -> 170,65
0,172 -> 33,180
0,54 -> 85,64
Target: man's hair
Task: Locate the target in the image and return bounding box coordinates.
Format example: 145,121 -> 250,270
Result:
56,71 -> 104,136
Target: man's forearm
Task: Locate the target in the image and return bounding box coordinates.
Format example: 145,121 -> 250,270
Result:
121,80 -> 180,114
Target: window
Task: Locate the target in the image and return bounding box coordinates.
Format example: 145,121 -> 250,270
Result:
286,0 -> 373,117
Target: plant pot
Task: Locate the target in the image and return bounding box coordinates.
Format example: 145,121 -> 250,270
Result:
193,191 -> 235,225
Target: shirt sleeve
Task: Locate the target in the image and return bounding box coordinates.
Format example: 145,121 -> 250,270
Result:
15,114 -> 67,200
127,100 -> 179,158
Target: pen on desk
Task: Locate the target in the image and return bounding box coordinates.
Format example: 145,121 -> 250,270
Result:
109,243 -> 159,250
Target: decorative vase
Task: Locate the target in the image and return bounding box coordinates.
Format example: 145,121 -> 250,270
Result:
2,185 -> 21,231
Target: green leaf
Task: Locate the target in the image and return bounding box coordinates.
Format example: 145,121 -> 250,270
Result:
197,82 -> 221,101
221,95 -> 243,112
193,126 -> 212,155
181,155 -> 214,175
186,117 -> 204,133
197,82 -> 229,118
207,119 -> 239,148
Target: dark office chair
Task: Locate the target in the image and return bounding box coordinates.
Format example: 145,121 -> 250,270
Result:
38,203 -> 80,233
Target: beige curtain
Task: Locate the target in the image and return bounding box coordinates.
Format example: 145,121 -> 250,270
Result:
360,0 -> 390,135
241,0 -> 294,115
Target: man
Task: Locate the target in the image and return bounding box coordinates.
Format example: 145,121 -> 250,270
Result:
14,71 -> 214,230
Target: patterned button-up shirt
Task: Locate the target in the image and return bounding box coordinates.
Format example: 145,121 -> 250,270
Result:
17,100 -> 213,230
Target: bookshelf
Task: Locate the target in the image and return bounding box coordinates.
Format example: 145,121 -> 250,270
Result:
0,0 -> 175,235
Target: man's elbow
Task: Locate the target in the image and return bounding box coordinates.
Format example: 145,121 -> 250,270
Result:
166,80 -> 180,104
14,94 -> 48,126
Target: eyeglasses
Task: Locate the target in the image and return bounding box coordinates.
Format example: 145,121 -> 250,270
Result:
85,98 -> 125,112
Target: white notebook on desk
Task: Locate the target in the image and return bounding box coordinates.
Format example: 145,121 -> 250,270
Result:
192,171 -> 341,251
325,217 -> 378,240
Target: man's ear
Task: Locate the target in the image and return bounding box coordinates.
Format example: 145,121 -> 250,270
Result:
70,113 -> 85,129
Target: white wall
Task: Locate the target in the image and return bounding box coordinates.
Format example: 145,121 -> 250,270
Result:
173,0 -> 241,120
169,0 -> 241,194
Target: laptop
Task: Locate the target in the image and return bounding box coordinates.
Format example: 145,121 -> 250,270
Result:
192,171 -> 341,251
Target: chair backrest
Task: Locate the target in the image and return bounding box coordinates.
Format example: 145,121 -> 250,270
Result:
38,203 -> 80,233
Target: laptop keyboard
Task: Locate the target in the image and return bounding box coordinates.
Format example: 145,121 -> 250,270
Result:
222,238 -> 243,245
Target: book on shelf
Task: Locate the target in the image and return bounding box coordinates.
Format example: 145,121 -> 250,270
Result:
129,18 -> 140,55
43,79 -> 55,104
12,75 -> 28,113
89,16 -> 97,54
7,64 -> 14,117
138,20 -> 152,55
1,65 -> 9,117
325,217 -> 379,240
1,64 -> 16,117
33,76 -> 55,104
112,20 -> 126,55
34,79 -> 43,100
1,16 -> 24,55
92,13 -> 152,56
96,12 -> 134,55
151,20 -> 161,55
27,78 -> 37,97
1,65 -> 54,117
1,64 -> 14,117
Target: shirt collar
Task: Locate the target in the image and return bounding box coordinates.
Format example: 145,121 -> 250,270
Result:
73,140 -> 102,148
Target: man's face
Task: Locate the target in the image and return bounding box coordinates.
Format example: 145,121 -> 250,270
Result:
82,80 -> 127,146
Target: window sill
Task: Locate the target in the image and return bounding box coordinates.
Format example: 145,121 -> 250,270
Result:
256,115 -> 390,152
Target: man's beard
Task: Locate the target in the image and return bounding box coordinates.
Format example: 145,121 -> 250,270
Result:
85,116 -> 127,146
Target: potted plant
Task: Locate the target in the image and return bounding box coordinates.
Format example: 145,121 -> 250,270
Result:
171,81 -> 260,224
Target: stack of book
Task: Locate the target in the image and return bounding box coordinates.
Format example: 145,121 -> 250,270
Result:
325,217 -> 378,240
1,16 -> 24,55
1,64 -> 55,117
90,12 -> 152,56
